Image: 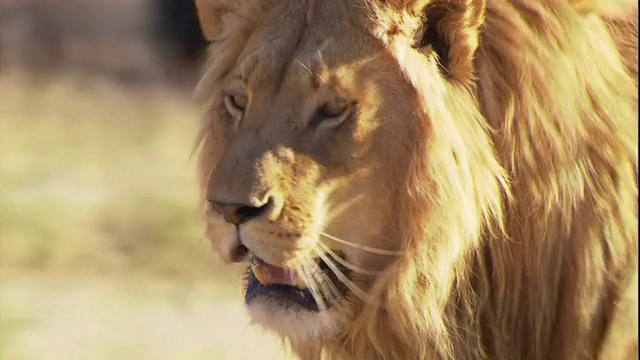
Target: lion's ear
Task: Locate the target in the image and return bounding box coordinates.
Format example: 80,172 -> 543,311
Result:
195,0 -> 233,41
384,0 -> 487,84
419,0 -> 486,84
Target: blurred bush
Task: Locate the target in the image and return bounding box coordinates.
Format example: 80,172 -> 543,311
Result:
0,0 -> 207,85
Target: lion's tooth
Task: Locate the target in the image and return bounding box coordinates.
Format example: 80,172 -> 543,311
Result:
251,264 -> 268,285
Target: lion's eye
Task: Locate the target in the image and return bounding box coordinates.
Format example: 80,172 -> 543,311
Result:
225,94 -> 249,112
319,100 -> 351,119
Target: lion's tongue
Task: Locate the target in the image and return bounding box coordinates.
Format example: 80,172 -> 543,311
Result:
251,257 -> 302,287
260,265 -> 298,285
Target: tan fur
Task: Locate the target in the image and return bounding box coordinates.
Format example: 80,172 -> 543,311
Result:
194,0 -> 638,359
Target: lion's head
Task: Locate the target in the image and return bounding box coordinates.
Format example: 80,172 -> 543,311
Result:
194,0 -> 638,359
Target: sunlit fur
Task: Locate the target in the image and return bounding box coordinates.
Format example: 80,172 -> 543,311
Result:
194,0 -> 638,359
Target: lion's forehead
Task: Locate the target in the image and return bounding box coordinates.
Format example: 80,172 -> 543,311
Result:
234,1 -> 382,90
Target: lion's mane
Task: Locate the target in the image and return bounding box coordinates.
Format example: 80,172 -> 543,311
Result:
316,2 -> 638,359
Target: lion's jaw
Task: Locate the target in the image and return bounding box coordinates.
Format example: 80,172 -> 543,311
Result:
196,0 -> 418,345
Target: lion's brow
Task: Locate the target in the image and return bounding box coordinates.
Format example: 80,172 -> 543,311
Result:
238,54 -> 259,83
295,59 -> 325,89
294,42 -> 331,89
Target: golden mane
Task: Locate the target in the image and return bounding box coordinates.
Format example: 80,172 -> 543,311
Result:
319,2 -> 638,359
194,0 -> 638,359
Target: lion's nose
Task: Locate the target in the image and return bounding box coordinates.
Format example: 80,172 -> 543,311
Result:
210,199 -> 271,225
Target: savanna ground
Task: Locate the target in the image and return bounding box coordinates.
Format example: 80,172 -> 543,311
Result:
0,68 -> 292,359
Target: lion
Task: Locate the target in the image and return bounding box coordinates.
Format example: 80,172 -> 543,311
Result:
193,0 -> 638,359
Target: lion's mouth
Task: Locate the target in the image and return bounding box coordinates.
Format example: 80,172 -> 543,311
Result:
244,255 -> 349,311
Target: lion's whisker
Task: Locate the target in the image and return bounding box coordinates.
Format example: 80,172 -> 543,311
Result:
306,257 -> 345,303
318,241 -> 382,276
313,248 -> 379,306
320,232 -> 402,256
299,262 -> 327,311
300,254 -> 332,302
301,254 -> 331,300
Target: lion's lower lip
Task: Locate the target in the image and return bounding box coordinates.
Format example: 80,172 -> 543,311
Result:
245,270 -> 320,310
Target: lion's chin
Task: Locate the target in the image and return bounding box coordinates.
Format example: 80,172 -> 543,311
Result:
246,301 -> 342,342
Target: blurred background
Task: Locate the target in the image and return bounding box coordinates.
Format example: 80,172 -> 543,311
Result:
0,1 -> 289,358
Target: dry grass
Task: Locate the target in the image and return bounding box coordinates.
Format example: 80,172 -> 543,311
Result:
1,69 -> 206,277
0,274 -> 290,360
0,69 -> 290,359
